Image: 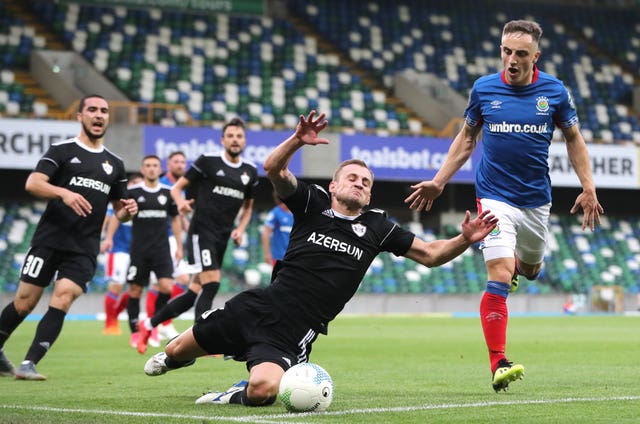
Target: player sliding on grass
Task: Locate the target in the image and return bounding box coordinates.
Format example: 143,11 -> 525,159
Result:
143,110 -> 499,406
405,20 -> 603,392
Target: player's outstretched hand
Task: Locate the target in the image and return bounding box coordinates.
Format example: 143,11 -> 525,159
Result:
460,209 -> 498,244
294,110 -> 330,146
404,180 -> 444,212
570,189 -> 604,231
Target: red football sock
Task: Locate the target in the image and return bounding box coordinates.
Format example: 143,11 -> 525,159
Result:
480,291 -> 509,372
104,293 -> 118,327
146,289 -> 158,318
116,292 -> 130,315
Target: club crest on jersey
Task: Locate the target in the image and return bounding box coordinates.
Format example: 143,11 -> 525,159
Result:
488,224 -> 501,237
535,96 -> 550,113
102,160 -> 113,175
157,194 -> 167,205
240,172 -> 250,185
351,222 -> 367,237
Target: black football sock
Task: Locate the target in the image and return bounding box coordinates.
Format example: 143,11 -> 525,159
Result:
24,306 -> 66,364
231,386 -> 276,406
0,302 -> 26,349
154,292 -> 170,314
127,297 -> 140,333
150,289 -> 197,327
194,282 -> 219,320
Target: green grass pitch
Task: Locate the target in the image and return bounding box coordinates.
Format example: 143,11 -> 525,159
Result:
1,315 -> 639,423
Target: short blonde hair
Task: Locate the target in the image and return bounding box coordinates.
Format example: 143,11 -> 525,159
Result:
333,159 -> 374,182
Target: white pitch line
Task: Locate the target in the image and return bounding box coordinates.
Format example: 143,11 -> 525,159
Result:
3,395 -> 639,423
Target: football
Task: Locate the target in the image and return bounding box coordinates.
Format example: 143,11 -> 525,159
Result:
278,363 -> 334,413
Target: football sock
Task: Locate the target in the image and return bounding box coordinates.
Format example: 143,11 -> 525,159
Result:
195,282 -> 220,320
116,292 -> 130,315
155,292 -> 171,314
24,306 -> 66,364
0,302 -> 26,349
146,289 -> 158,317
127,297 -> 141,333
104,292 -> 118,327
480,281 -> 510,373
232,386 -> 276,406
162,283 -> 187,326
165,356 -> 195,370
150,289 -> 197,328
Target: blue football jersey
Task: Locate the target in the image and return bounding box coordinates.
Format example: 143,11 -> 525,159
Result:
465,67 -> 579,208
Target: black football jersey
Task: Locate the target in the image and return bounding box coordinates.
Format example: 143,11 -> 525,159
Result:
30,137 -> 127,256
127,182 -> 177,253
267,181 -> 415,331
185,153 -> 259,233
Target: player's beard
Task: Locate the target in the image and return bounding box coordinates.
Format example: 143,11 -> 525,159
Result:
226,146 -> 243,158
82,121 -> 106,141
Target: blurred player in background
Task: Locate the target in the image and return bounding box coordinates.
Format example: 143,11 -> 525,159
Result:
405,20 -> 603,392
100,172 -> 143,335
0,94 -> 137,380
145,151 -> 191,342
124,155 -> 181,351
261,191 -> 293,266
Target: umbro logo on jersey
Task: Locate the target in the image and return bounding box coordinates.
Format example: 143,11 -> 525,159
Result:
70,156 -> 82,164
137,196 -> 146,203
216,169 -> 225,176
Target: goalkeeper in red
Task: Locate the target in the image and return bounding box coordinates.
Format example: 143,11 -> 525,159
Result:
405,20 -> 603,392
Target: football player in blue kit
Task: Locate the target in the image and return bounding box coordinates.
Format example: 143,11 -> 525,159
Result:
405,20 -> 604,392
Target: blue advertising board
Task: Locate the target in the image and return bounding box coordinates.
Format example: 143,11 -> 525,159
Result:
340,134 -> 481,183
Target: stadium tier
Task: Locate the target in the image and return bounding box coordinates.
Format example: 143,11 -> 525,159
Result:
2,202 -> 637,296
289,0 -> 640,143
0,0 -> 638,141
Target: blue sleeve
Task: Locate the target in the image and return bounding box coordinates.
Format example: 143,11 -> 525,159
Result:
555,86 -> 580,129
464,84 -> 482,127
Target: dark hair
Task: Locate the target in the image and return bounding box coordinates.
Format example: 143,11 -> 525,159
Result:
128,172 -> 143,182
142,154 -> 161,163
502,20 -> 543,43
168,151 -> 186,160
78,94 -> 107,112
223,117 -> 246,133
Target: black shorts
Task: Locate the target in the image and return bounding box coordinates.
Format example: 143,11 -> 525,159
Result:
192,289 -> 319,371
20,246 -> 96,292
186,227 -> 229,272
127,248 -> 173,286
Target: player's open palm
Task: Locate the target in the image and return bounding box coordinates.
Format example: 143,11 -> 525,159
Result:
405,180 -> 444,212
461,210 -> 498,244
296,110 -> 329,145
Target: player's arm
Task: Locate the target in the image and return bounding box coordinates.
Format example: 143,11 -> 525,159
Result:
100,214 -> 120,253
264,110 -> 329,199
405,123 -> 481,212
562,125 -> 604,230
170,215 -> 183,261
261,224 -> 274,264
112,198 -> 137,222
171,176 -> 194,214
231,198 -> 255,246
403,210 -> 497,267
25,171 -> 93,217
